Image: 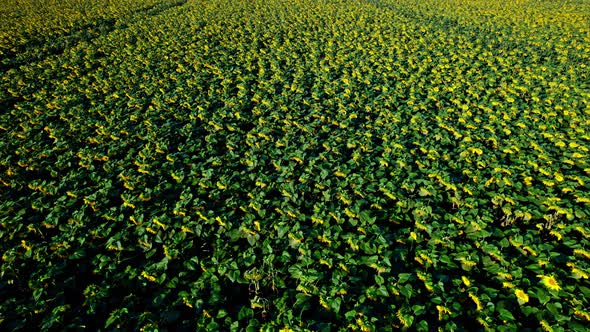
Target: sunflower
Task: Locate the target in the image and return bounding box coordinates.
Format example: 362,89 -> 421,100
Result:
468,292 -> 483,311
436,305 -> 452,321
462,276 -> 471,287
514,289 -> 529,304
538,275 -> 561,292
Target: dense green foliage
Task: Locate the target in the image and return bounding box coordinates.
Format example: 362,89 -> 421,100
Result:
1,0 -> 590,330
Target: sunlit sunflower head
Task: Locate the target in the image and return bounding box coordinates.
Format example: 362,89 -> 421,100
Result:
462,276 -> 471,287
514,289 -> 529,304
538,275 -> 561,292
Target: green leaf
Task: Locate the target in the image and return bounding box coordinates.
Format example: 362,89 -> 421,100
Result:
578,286 -> 590,297
416,320 -> 429,331
399,284 -> 413,298
207,321 -> 220,330
412,305 -> 425,316
328,297 -> 342,313
105,308 -> 128,328
216,309 -> 228,319
345,310 -> 357,320
398,273 -> 412,284
431,297 -> 442,304
546,303 -> 561,316
497,308 -> 514,321
376,285 -> 389,297
238,306 -> 253,320
520,306 -> 538,316
359,210 -> 375,224
375,274 -> 384,285
536,289 -> 551,305
294,293 -> 312,308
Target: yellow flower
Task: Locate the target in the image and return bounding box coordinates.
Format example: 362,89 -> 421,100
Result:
21,240 -> 32,251
514,289 -> 529,304
468,292 -> 483,311
436,305 -> 452,320
574,309 -> 590,322
572,267 -> 589,279
540,320 -> 554,332
574,248 -> 590,260
572,152 -> 586,159
141,271 -> 156,282
549,230 -> 562,241
311,216 -> 324,225
538,275 -> 561,291
462,276 -> 471,287
397,309 -> 410,328
477,317 -> 490,328
503,281 -> 515,289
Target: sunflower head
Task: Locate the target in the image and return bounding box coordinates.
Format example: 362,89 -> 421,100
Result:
515,289 -> 529,304
538,275 -> 561,292
462,276 -> 471,287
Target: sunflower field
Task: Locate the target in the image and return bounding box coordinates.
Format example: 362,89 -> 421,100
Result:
1,0 -> 589,330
